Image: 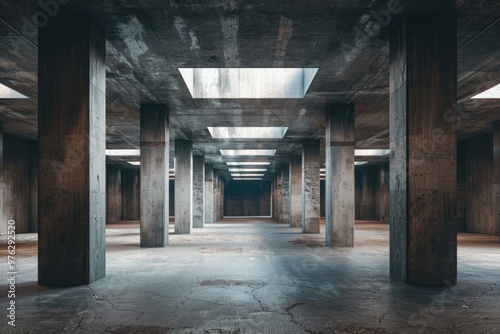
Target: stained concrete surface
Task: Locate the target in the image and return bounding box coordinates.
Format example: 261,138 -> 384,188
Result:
0,220 -> 499,334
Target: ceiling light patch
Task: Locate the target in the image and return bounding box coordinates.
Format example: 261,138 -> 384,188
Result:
233,178 -> 262,181
208,127 -> 288,139
231,174 -> 265,177
226,162 -> 271,166
355,149 -> 390,156
127,161 -> 140,165
228,168 -> 267,172
106,149 -> 140,156
471,83 -> 500,99
221,149 -> 276,156
179,68 -> 318,99
0,83 -> 28,99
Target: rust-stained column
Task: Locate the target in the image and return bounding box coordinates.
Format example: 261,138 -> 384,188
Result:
302,141 -> 320,233
325,104 -> 355,247
390,14 -> 457,285
289,155 -> 302,227
38,14 -> 106,286
140,104 -> 169,247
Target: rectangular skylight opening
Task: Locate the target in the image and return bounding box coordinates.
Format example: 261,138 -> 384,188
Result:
208,127 -> 288,139
226,162 -> 271,166
355,161 -> 368,166
228,168 -> 267,172
471,83 -> 500,99
355,149 -> 390,156
231,174 -> 265,177
221,149 -> 276,156
233,178 -> 263,181
0,83 -> 28,99
127,161 -> 140,166
179,68 -> 318,99
106,149 -> 140,156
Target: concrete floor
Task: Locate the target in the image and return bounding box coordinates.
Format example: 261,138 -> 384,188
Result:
0,220 -> 499,334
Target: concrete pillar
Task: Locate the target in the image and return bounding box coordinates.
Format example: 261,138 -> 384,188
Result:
140,104 -> 169,247
204,163 -> 214,224
379,164 -> 389,223
213,173 -> 219,223
302,141 -> 320,233
272,176 -> 277,219
276,169 -> 283,223
193,155 -> 205,228
290,155 -> 302,227
281,164 -> 290,225
175,140 -> 193,234
220,176 -> 225,219
38,15 -> 106,286
106,166 -> 122,224
325,104 -> 355,247
390,14 -> 457,285
122,170 -> 140,220
29,143 -> 38,233
493,122 -> 500,237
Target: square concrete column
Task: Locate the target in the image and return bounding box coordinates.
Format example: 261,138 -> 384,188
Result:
140,104 -> 169,247
213,174 -> 219,223
175,140 -> 193,234
204,163 -> 214,224
193,155 -> 205,228
289,155 -> 302,227
220,176 -> 225,219
106,166 -> 122,224
281,164 -> 290,224
38,15 -> 106,286
493,122 -> 500,237
325,104 -> 355,247
390,14 -> 457,285
276,170 -> 283,222
302,141 -> 320,233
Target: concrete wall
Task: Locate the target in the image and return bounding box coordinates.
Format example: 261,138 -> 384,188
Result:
224,180 -> 271,216
462,135 -> 499,235
0,135 -> 37,235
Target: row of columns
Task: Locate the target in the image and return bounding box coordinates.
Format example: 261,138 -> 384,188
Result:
37,12 -> 458,287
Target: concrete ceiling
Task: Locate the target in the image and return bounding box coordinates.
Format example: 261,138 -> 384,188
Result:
0,0 -> 499,174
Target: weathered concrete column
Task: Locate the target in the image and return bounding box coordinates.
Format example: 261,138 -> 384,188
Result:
378,164 -> 389,223
213,173 -> 219,223
290,155 -> 302,227
493,122 -> 500,237
38,15 -> 106,286
175,140 -> 193,234
302,141 -> 320,233
106,166 -> 122,224
140,104 -> 169,247
276,169 -> 283,223
326,104 -> 355,246
281,164 -> 290,225
220,176 -> 225,219
193,155 -> 205,228
271,176 -> 277,219
204,163 -> 214,224
390,14 -> 457,285
0,124 -> 4,231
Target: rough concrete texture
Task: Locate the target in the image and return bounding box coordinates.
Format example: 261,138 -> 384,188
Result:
0,220 -> 499,333
107,166 -> 122,224
289,155 -> 302,228
38,15 -> 106,286
213,174 -> 219,223
193,156 -> 205,228
390,15 -> 457,285
325,104 -> 355,247
204,163 -> 214,224
140,104 -> 169,247
281,165 -> 290,225
276,170 -> 283,223
494,123 -> 500,238
175,140 -> 193,234
302,142 -> 320,234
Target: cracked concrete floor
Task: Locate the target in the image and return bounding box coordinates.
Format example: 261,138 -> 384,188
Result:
0,220 -> 499,334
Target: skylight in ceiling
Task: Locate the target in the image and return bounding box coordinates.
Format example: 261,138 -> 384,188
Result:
106,149 -> 140,156
0,83 -> 28,99
355,161 -> 368,165
221,149 -> 276,156
228,168 -> 267,172
127,161 -> 140,166
208,127 -> 288,139
471,83 -> 500,99
233,178 -> 263,181
355,149 -> 390,156
179,68 -> 318,99
226,162 -> 271,166
231,174 -> 265,177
